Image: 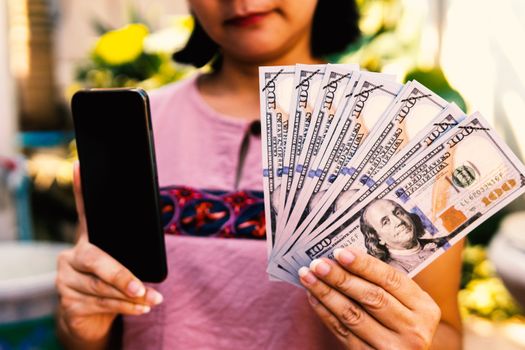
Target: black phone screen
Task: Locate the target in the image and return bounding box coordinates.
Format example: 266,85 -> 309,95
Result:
72,89 -> 167,282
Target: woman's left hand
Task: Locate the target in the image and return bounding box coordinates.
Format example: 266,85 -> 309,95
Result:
299,246 -> 442,350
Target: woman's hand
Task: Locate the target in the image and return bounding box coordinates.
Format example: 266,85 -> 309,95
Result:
299,247 -> 441,350
55,162 -> 164,345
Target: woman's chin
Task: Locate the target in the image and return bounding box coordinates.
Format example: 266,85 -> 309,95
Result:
222,34 -> 304,64
227,49 -> 292,65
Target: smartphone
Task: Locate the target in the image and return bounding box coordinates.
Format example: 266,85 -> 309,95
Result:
71,88 -> 167,283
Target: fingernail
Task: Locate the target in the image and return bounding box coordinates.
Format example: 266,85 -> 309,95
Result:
128,280 -> 145,297
310,259 -> 331,276
298,266 -> 317,285
146,290 -> 164,305
307,291 -> 319,306
334,248 -> 355,265
135,304 -> 151,314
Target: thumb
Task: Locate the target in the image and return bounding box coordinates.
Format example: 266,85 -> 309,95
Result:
73,160 -> 87,234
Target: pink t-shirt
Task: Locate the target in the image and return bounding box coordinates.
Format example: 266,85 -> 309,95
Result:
122,76 -> 342,349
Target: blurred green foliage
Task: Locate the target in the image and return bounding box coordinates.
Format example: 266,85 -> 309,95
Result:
405,68 -> 466,111
460,245 -> 523,320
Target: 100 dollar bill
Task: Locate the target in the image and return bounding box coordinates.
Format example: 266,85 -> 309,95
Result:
275,64 -> 326,239
297,113 -> 525,278
259,66 -> 295,256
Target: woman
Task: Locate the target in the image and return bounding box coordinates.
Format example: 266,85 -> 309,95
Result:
56,1 -> 464,348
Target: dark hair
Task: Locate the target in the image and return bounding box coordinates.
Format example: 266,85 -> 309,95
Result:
173,0 -> 360,69
359,199 -> 425,262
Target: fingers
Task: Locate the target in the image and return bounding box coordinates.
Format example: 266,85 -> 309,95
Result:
68,241 -> 150,300
60,287 -> 152,316
300,248 -> 442,349
57,245 -> 165,338
308,257 -> 412,332
306,293 -> 374,350
299,267 -> 396,350
58,254 -> 162,306
73,161 -> 87,233
332,247 -> 428,310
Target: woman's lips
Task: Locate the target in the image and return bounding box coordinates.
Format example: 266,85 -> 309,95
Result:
225,12 -> 270,27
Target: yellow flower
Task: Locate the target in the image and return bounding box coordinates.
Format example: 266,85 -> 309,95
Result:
94,24 -> 149,65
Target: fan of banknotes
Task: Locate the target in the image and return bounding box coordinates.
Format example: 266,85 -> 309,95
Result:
259,63 -> 525,286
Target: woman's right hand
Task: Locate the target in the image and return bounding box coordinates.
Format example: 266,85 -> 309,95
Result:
55,162 -> 164,344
